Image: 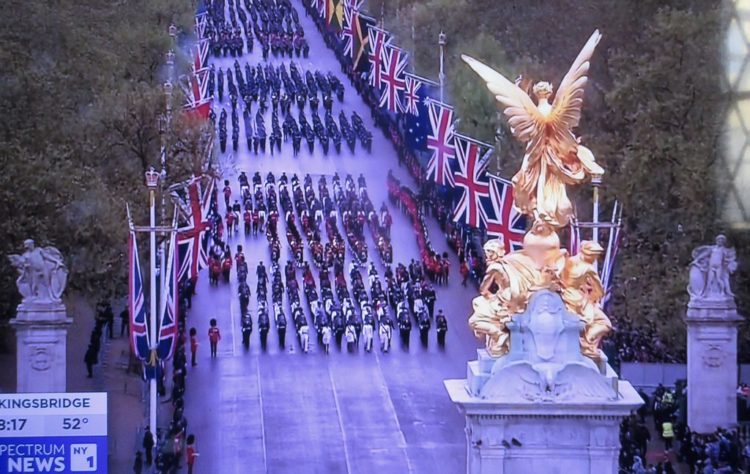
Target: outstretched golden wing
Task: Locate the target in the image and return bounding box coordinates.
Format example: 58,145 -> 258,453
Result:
461,55 -> 542,143
548,30 -> 602,155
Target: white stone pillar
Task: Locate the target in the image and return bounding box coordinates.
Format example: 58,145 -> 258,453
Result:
685,300 -> 741,433
10,302 -> 72,393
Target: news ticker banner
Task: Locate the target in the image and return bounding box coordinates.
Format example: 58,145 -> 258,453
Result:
0,392 -> 107,473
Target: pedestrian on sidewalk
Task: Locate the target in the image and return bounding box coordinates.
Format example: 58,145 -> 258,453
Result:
105,303 -> 114,339
661,417 -> 675,452
133,451 -> 143,474
208,319 -> 221,357
84,344 -> 97,378
190,327 -> 198,366
119,308 -> 129,338
186,434 -> 199,474
143,427 -> 155,466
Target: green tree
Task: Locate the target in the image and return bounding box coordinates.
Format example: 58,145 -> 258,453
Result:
0,0 -> 201,320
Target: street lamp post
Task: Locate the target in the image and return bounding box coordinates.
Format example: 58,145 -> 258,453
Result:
166,49 -> 175,82
144,167 -> 160,435
439,31 -> 447,103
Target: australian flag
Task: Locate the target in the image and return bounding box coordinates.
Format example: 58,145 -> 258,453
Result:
401,73 -> 438,153
157,230 -> 178,360
128,231 -> 150,361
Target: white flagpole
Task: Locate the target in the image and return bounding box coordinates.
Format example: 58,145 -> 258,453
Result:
601,201 -> 619,286
145,168 -> 159,437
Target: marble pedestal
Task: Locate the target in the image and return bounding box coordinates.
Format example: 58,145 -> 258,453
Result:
10,301 -> 72,393
445,291 -> 642,474
685,299 -> 742,433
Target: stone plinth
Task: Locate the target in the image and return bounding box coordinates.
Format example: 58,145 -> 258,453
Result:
446,291 -> 642,474
685,299 -> 742,434
10,301 -> 72,393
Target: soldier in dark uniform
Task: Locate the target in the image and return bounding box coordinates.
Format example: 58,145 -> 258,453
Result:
219,108 -> 228,153
208,65 -> 216,99
217,68 -> 225,103
436,310 -> 448,346
243,109 -> 253,151
423,284 -> 436,319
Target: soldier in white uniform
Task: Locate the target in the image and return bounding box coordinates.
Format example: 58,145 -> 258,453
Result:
362,323 -> 374,352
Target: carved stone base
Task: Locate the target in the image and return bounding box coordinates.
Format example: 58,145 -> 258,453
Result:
446,367 -> 642,474
10,303 -> 72,393
446,291 -> 642,473
685,304 -> 741,433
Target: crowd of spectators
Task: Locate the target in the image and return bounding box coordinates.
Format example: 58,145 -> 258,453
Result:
618,381 -> 750,473
610,316 -> 683,363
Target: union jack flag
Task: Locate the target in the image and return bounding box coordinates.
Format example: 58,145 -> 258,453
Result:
426,100 -> 456,186
192,38 -> 210,72
341,0 -> 363,58
368,26 -> 391,90
157,230 -> 178,360
181,69 -> 212,120
317,0 -> 327,18
128,231 -> 150,361
484,175 -> 527,253
379,45 -> 408,113
195,12 -> 208,40
402,73 -> 422,116
173,176 -> 215,282
185,68 -> 211,103
452,135 -> 491,228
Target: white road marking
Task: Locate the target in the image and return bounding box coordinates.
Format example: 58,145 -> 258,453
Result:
374,344 -> 414,473
328,366 -> 353,474
256,361 -> 269,473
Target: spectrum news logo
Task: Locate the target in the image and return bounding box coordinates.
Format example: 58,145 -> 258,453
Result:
3,443 -> 98,472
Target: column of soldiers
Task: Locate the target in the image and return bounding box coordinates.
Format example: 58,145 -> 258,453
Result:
206,0 -> 309,60
210,59 -> 372,156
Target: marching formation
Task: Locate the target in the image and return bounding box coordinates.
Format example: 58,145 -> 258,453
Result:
205,170 -> 447,354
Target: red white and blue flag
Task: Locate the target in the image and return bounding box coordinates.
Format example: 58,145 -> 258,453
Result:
175,176 -> 215,282
452,134 -> 491,228
368,26 -> 391,90
426,100 -> 456,186
157,230 -> 178,360
314,0 -> 326,18
485,174 -> 527,253
128,231 -> 150,361
341,0 -> 363,58
192,39 -> 210,72
379,45 -> 408,113
182,69 -> 212,120
402,73 -> 422,116
195,3 -> 208,39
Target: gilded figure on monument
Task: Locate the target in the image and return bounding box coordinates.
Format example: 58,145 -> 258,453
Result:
462,30 -> 604,228
463,30 -> 613,362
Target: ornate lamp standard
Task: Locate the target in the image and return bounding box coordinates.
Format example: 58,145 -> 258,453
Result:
144,166 -> 160,434
439,31 -> 447,102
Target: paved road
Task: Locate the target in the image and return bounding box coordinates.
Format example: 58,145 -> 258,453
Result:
183,1 -> 479,472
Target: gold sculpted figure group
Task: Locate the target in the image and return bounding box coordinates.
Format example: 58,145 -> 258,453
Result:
463,30 -> 612,360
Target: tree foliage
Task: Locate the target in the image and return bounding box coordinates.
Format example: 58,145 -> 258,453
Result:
366,0 -> 735,360
0,0 -> 199,318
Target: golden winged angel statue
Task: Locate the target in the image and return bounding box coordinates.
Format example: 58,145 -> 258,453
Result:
462,30 -> 604,228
